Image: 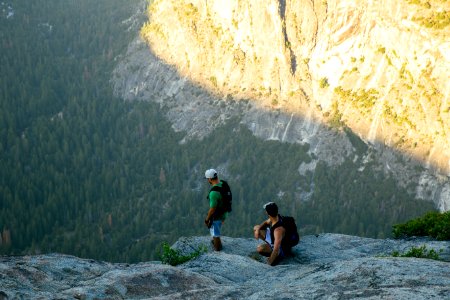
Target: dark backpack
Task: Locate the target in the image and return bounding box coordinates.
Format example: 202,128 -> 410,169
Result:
281,215 -> 299,247
210,180 -> 232,213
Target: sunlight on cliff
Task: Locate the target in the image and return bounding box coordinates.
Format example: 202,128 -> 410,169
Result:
140,0 -> 450,175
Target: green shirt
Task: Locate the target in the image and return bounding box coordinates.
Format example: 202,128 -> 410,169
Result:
209,181 -> 228,221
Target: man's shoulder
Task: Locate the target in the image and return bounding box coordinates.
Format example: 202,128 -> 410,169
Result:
274,225 -> 286,231
210,182 -> 223,190
209,188 -> 221,198
273,220 -> 286,232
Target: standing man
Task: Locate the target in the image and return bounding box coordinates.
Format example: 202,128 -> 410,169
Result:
253,202 -> 294,265
204,168 -> 229,251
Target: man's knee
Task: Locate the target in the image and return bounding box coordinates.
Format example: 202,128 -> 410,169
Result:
257,244 -> 271,256
256,244 -> 264,253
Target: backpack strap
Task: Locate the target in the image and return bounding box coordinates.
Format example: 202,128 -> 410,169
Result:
210,185 -> 222,193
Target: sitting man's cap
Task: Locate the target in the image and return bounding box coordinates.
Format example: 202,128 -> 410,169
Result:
263,202 -> 278,217
204,169 -> 218,179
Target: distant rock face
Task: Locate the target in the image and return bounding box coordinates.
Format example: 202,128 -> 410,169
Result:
112,0 -> 450,211
1,234 -> 449,299
141,0 -> 450,174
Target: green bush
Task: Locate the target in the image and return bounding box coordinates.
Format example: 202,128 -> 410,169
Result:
392,245 -> 442,260
392,211 -> 450,240
209,76 -> 218,88
158,242 -> 207,266
319,77 -> 330,88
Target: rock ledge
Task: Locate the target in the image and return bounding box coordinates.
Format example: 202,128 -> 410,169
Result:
1,234 -> 449,299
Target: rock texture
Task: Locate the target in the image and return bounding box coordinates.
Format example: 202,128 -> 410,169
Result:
112,0 -> 450,211
1,234 -> 449,299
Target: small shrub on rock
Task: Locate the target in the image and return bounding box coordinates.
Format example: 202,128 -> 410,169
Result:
392,245 -> 442,261
158,242 -> 207,266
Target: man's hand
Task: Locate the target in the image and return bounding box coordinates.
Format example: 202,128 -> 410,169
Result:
253,225 -> 261,239
205,207 -> 216,228
205,219 -> 212,228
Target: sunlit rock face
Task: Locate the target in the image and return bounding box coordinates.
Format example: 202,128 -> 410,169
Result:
113,0 -> 450,210
140,0 -> 449,172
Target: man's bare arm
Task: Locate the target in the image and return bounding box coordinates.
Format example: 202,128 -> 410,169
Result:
253,219 -> 270,239
205,207 -> 216,222
267,227 -> 285,265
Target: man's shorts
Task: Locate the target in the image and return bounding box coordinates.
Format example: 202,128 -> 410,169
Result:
209,220 -> 222,237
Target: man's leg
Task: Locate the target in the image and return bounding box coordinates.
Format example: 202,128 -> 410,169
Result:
213,237 -> 222,251
256,228 -> 272,256
256,243 -> 272,256
210,221 -> 223,251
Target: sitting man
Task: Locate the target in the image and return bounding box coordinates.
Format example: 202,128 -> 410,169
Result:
253,202 -> 294,265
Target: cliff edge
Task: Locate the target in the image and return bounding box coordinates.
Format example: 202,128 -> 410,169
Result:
1,234 -> 449,299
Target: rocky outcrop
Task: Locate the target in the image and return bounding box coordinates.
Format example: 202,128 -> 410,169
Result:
1,234 -> 449,299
